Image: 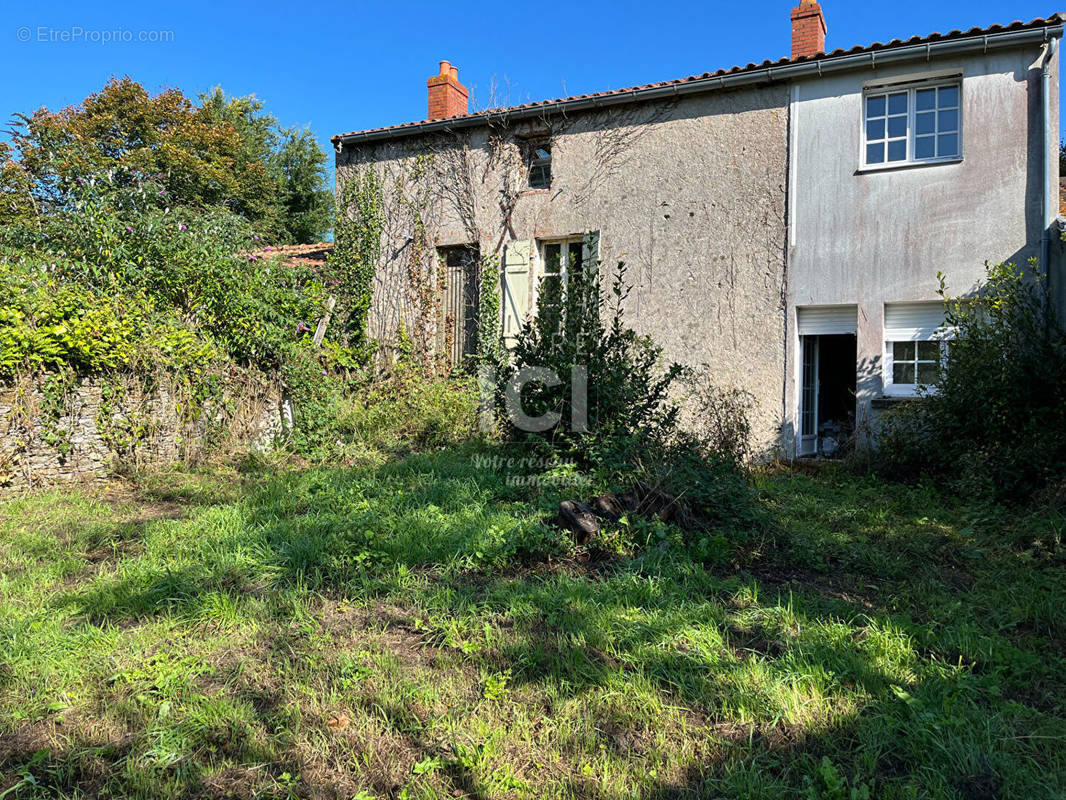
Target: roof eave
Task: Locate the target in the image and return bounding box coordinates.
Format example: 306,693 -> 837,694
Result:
332,20 -> 1064,148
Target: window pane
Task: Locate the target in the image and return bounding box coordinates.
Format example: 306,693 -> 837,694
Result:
568,242 -> 584,276
915,112 -> 935,135
887,139 -> 907,162
543,244 -> 561,273
529,164 -> 551,189
893,341 -> 915,360
887,116 -> 907,138
915,136 -> 936,159
916,88 -> 937,111
540,274 -> 563,306
893,363 -> 916,384
866,142 -> 885,164
938,108 -> 958,132
917,361 -> 941,385
866,118 -> 885,140
535,147 -> 550,160
939,86 -> 959,108
938,133 -> 959,157
917,341 -> 940,360
888,93 -> 908,115
867,95 -> 886,118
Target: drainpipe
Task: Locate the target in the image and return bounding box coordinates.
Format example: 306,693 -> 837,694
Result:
1041,36 -> 1059,303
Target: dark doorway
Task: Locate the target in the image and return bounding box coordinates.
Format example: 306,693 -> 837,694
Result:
799,334 -> 857,457
438,245 -> 480,370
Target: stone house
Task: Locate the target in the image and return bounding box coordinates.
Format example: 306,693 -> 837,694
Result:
332,3 -> 1064,457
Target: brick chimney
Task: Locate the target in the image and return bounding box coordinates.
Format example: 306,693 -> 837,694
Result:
427,60 -> 469,120
791,0 -> 827,59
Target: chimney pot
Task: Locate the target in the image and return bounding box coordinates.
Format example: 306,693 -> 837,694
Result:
791,1 -> 827,59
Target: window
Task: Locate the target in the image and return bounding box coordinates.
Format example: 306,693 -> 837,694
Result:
863,82 -> 961,168
883,302 -> 954,395
889,340 -> 944,386
540,237 -> 585,300
526,140 -> 552,189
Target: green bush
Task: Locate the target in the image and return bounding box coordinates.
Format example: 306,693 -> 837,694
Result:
502,254 -> 683,465
282,352 -> 480,463
500,247 -> 762,546
0,175 -> 331,376
876,259 -> 1066,502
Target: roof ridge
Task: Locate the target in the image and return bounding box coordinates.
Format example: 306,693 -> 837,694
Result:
332,14 -> 1064,143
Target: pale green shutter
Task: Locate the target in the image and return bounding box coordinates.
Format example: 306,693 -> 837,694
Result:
501,240 -> 532,349
581,230 -> 600,274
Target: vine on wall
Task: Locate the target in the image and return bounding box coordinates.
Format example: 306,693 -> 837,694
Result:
331,167 -> 384,355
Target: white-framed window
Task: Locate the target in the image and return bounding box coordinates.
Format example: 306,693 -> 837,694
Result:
539,237 -> 586,293
886,340 -> 947,388
862,82 -> 961,169
883,302 -> 954,396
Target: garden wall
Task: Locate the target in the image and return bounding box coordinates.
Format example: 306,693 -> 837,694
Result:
0,371 -> 285,491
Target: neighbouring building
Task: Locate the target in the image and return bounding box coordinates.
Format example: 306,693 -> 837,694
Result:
332,3 -> 1064,458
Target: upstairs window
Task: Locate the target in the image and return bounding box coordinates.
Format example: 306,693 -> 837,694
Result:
863,82 -> 961,168
526,140 -> 552,189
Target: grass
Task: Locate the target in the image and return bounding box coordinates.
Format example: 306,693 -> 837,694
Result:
0,447 -> 1064,799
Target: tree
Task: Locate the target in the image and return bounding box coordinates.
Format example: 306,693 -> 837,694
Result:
273,127 -> 333,244
6,77 -> 332,243
0,142 -> 35,227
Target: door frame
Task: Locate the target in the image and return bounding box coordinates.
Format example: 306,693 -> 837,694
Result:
799,335 -> 820,457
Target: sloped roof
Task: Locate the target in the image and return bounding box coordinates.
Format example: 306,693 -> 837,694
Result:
332,14 -> 1064,145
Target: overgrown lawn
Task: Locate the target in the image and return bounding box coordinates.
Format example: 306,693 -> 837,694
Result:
0,451 -> 1063,798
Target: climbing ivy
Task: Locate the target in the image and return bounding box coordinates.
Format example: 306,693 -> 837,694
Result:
476,254 -> 505,372
39,367 -> 78,458
330,167 -> 384,356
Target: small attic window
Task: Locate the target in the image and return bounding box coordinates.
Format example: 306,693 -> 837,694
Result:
527,141 -> 552,189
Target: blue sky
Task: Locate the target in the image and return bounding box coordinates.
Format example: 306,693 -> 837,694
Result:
1,0 -> 1059,181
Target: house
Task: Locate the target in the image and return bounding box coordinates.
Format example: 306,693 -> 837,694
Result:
331,3 -> 1064,457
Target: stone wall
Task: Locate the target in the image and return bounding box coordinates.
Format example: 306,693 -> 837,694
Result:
0,372 -> 284,491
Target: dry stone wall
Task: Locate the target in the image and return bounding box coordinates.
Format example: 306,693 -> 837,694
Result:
0,372 -> 284,491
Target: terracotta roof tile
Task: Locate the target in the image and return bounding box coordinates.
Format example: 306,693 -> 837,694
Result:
252,243 -> 333,267
333,14 -> 1064,143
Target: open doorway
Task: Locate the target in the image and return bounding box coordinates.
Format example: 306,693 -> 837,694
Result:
799,334 -> 857,457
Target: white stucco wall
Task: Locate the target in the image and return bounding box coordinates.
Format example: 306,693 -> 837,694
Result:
785,43 -> 1059,453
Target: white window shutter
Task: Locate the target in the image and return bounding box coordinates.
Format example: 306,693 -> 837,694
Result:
884,302 -> 949,340
796,306 -> 858,336
501,240 -> 532,349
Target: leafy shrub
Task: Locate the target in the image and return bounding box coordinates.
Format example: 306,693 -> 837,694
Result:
680,366 -> 756,465
283,354 -> 480,462
0,175 -> 330,375
500,246 -> 762,546
501,254 -> 683,466
876,259 -> 1066,502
